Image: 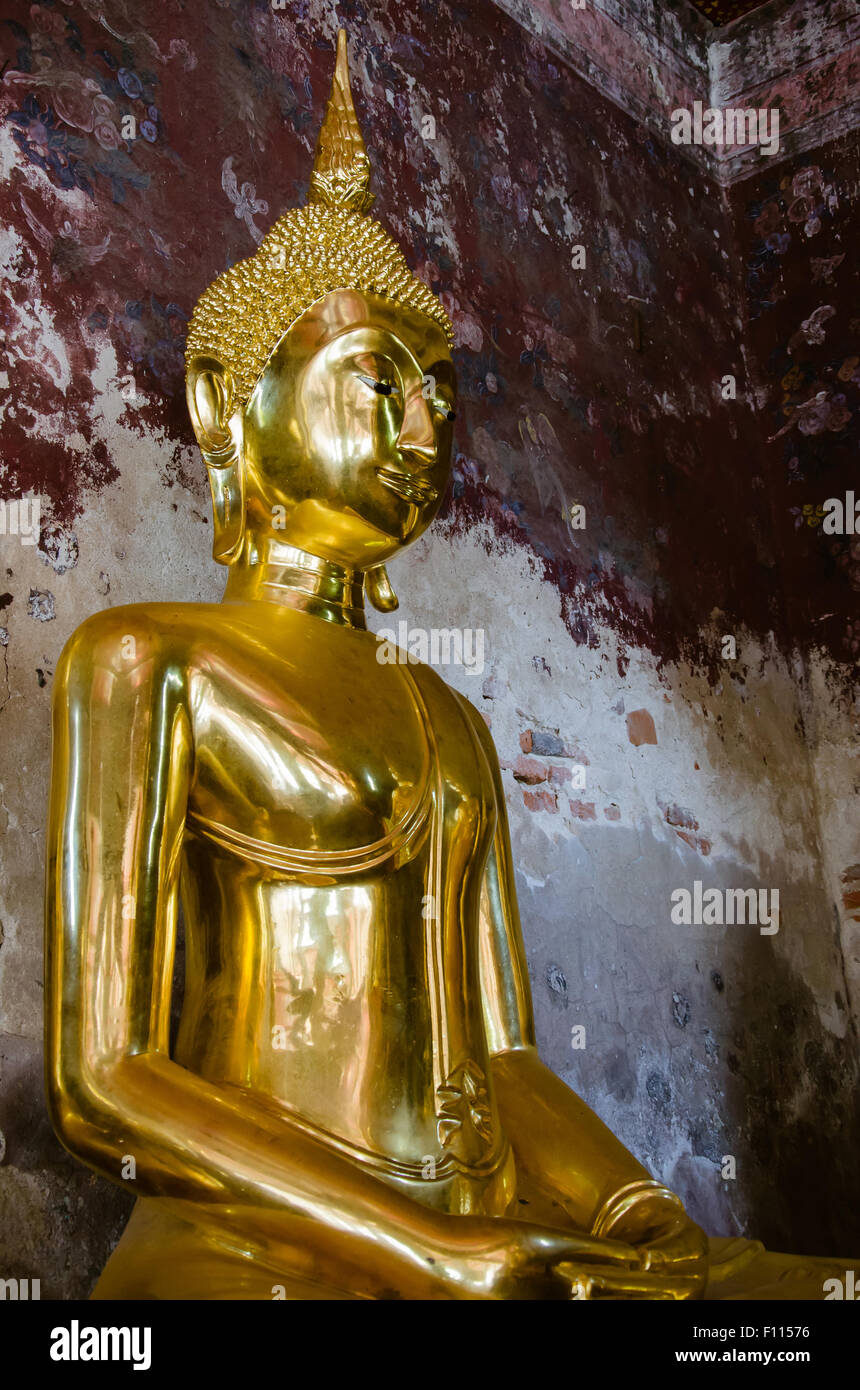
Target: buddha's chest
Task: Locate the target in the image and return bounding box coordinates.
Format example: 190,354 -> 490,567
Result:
186,625 -> 492,867
177,622 -> 502,1185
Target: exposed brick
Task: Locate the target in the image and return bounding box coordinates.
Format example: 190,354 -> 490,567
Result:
513,755 -> 549,785
568,799 -> 597,820
519,728 -> 589,761
626,708 -> 657,746
839,861 -> 860,917
604,804 -> 622,821
524,787 -> 558,813
675,829 -> 712,855
531,729 -> 566,757
663,800 -> 698,830
549,765 -> 572,785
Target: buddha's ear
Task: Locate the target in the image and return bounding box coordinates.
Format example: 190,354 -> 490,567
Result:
186,354 -> 237,455
186,354 -> 245,565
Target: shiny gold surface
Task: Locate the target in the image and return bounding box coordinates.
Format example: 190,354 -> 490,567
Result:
44,30 -> 852,1300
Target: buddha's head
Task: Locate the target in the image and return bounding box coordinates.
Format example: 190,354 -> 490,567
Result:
184,30 -> 456,610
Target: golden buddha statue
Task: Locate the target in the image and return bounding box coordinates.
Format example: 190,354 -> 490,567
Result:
44,31 -> 852,1301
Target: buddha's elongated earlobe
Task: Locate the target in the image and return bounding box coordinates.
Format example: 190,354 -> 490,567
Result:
206,446 -> 245,566
365,563 -> 398,612
187,355 -> 246,566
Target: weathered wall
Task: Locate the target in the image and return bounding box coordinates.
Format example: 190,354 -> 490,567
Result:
728,128 -> 860,1059
0,0 -> 857,1296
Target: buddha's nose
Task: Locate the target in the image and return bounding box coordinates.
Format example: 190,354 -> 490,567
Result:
397,392 -> 436,467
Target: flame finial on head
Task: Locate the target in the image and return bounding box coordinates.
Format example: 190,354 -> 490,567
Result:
308,29 -> 375,215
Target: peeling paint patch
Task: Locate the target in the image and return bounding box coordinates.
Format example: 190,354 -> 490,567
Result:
26,590 -> 54,622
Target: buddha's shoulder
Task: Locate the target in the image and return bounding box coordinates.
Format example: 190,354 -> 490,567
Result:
54,601 -> 351,682
55,602 -> 227,680
62,600 -> 226,643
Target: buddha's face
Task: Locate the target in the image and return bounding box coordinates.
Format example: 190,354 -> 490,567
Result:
238,289 -> 456,568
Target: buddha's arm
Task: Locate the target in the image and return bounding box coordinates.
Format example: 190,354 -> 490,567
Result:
463,696 -> 706,1270
45,613 -> 645,1300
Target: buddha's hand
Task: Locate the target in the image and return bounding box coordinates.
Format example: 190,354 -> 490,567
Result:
592,1182 -> 709,1298
431,1217 -> 660,1300
632,1212 -> 709,1293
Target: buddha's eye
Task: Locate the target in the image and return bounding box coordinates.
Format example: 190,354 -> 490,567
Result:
433,400 -> 456,422
358,373 -> 400,398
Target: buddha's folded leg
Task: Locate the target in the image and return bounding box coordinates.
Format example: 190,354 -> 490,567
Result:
704,1236 -> 857,1300
93,1198 -> 854,1301
91,1198 -> 359,1301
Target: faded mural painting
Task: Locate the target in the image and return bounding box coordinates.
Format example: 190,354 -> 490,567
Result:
0,0 -> 858,1294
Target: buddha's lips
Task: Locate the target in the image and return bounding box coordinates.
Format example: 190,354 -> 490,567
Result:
375,466 -> 438,505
